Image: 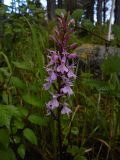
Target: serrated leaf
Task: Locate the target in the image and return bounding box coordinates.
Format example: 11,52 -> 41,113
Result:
23,128 -> 38,145
28,114 -> 48,126
22,94 -> 42,107
0,104 -> 19,128
17,144 -> 26,159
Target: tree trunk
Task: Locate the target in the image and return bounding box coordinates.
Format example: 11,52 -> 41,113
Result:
115,0 -> 120,26
34,0 -> 41,8
47,0 -> 56,20
66,0 -> 77,14
58,0 -> 62,8
103,0 -> 107,23
108,0 -> 116,41
85,0 -> 95,23
97,0 -> 102,25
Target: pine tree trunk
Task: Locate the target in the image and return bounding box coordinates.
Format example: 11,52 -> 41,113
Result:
47,0 -> 56,20
108,0 -> 116,41
103,0 -> 107,23
66,0 -> 77,14
115,0 -> 120,26
97,0 -> 102,25
85,0 -> 95,23
58,0 -> 62,8
34,0 -> 41,8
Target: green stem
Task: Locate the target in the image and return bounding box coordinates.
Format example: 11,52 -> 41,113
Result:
57,109 -> 62,160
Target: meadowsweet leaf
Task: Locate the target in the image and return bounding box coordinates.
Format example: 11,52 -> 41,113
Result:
0,104 -> 19,128
17,144 -> 26,159
28,115 -> 48,126
22,94 -> 42,107
23,128 -> 38,145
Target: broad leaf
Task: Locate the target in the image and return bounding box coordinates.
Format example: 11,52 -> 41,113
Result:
22,94 -> 42,107
0,148 -> 16,160
0,104 -> 19,128
28,114 -> 48,126
23,128 -> 38,145
17,144 -> 26,159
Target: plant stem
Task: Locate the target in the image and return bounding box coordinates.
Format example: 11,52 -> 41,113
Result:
57,109 -> 62,160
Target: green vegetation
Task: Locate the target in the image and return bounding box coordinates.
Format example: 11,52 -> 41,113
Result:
0,1 -> 120,160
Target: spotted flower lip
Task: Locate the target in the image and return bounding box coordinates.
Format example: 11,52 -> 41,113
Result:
67,69 -> 76,79
61,106 -> 72,115
61,103 -> 72,115
57,63 -> 68,74
46,97 -> 59,110
60,85 -> 74,96
50,71 -> 57,81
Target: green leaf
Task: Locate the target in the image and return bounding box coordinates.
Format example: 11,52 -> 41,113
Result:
28,114 -> 48,126
18,107 -> 29,117
0,148 -> 16,160
10,76 -> 26,89
74,155 -> 87,160
72,9 -> 84,21
23,128 -> 38,145
0,104 -> 19,128
55,9 -> 66,16
0,129 -> 9,148
12,61 -> 32,71
22,94 -> 42,107
71,127 -> 79,135
67,145 -> 80,156
14,119 -> 24,129
17,144 -> 26,159
2,91 -> 9,104
101,56 -> 120,74
79,147 -> 86,156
